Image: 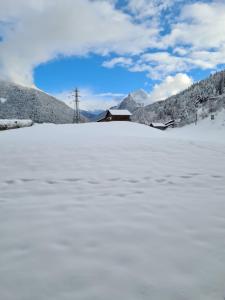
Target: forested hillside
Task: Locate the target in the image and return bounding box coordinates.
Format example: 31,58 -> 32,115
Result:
132,70 -> 225,126
0,80 -> 86,123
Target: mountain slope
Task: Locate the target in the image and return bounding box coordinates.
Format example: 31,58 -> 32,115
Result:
129,89 -> 152,104
81,110 -> 104,122
117,89 -> 150,113
132,70 -> 225,126
117,94 -> 141,113
0,80 -> 86,123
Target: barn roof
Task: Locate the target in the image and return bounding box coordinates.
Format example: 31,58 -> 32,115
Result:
108,109 -> 132,116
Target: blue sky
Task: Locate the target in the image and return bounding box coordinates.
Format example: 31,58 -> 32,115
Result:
34,55 -> 150,95
0,0 -> 225,110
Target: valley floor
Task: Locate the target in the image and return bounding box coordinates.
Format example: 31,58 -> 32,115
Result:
0,122 -> 225,300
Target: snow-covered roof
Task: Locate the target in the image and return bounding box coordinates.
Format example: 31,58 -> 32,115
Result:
108,109 -> 132,116
0,97 -> 7,104
151,123 -> 166,127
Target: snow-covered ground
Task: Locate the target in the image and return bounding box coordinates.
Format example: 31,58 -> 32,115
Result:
0,121 -> 225,300
169,109 -> 225,143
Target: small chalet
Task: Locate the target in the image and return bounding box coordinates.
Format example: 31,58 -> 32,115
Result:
97,109 -> 132,122
150,120 -> 175,130
150,123 -> 167,130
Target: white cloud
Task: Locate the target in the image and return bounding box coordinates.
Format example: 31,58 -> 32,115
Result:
102,57 -> 133,68
126,0 -> 175,19
0,0 -> 156,86
164,2 -> 225,50
125,1 -> 225,80
0,0 -> 225,93
149,73 -> 193,101
129,52 -> 192,79
54,88 -> 124,111
173,47 -> 189,56
159,1 -> 225,74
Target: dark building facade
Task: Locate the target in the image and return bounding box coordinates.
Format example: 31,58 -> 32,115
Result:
97,110 -> 132,122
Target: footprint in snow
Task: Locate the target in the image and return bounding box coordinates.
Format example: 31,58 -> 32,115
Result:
5,180 -> 16,185
64,178 -> 82,183
88,180 -> 100,185
20,178 -> 35,183
211,175 -> 223,179
180,175 -> 192,179
46,180 -> 58,185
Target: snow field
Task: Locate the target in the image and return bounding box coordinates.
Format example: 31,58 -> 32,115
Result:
0,122 -> 225,300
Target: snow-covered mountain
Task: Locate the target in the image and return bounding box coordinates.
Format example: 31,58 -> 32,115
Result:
81,109 -> 104,122
117,89 -> 150,113
0,80 -> 87,123
132,70 -> 225,126
129,89 -> 152,104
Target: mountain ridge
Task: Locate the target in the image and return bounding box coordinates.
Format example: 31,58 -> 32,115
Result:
114,89 -> 150,113
0,80 -> 87,123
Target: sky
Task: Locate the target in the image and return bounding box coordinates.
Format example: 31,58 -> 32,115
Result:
0,0 -> 225,111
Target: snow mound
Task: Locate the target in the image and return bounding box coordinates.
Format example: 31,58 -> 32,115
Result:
0,119 -> 33,130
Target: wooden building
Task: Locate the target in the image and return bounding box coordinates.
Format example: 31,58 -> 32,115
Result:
150,122 -> 167,130
150,120 -> 175,130
97,109 -> 132,122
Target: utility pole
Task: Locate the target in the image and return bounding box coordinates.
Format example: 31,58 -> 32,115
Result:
195,97 -> 200,125
221,71 -> 225,95
72,88 -> 80,123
